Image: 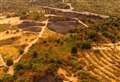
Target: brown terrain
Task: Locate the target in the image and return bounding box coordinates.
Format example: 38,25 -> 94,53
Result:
0,0 -> 120,82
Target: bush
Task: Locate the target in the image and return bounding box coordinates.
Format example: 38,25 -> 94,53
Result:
79,41 -> 91,49
19,11 -> 28,20
32,13 -> 39,20
19,49 -> 24,55
55,39 -> 64,46
71,47 -> 78,56
14,62 -> 31,72
71,57 -> 84,70
30,11 -> 42,20
78,70 -> 99,82
6,58 -> 13,66
1,74 -> 14,82
32,51 -> 38,58
14,63 -> 24,71
88,30 -> 98,41
102,31 -> 118,42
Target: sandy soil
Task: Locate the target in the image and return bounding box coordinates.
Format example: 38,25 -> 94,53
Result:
57,68 -> 78,82
0,17 -> 22,25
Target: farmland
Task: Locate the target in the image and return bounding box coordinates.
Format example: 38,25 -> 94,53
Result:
0,0 -> 120,82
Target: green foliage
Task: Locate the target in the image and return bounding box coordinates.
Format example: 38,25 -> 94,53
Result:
102,31 -> 118,43
71,46 -> 78,56
55,38 -> 64,45
6,58 -> 13,66
31,51 -> 38,58
19,11 -> 28,19
86,17 -> 120,43
78,70 -> 99,82
73,0 -> 120,16
14,63 -> 24,71
29,11 -> 45,20
1,74 -> 14,82
87,30 -> 98,41
14,62 -> 31,72
27,49 -> 65,73
78,41 -> 92,49
1,1 -> 120,82
31,11 -> 40,20
71,57 -> 85,70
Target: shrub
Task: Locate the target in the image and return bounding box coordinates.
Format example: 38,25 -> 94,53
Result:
19,49 -> 24,55
71,47 -> 78,56
14,62 -> 24,71
88,30 -> 98,41
79,41 -> 91,49
30,11 -> 41,20
102,31 -> 118,42
32,51 -> 38,58
6,58 -> 13,66
71,57 -> 84,70
33,13 -> 39,20
78,70 -> 99,82
1,74 -> 14,82
14,62 -> 31,72
19,11 -> 28,19
5,31 -> 9,34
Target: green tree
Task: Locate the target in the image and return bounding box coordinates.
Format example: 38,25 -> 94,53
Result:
6,58 -> 13,66
79,41 -> 91,49
71,47 -> 78,56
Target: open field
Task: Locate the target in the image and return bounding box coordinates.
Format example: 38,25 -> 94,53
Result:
0,0 -> 120,82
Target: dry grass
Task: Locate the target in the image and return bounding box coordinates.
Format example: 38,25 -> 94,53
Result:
0,45 -> 19,60
73,0 -> 120,16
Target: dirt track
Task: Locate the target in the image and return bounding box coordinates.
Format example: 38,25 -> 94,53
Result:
57,68 -> 78,82
0,2 -> 114,82
5,19 -> 49,75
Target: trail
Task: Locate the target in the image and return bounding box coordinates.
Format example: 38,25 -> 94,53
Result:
0,1 -> 111,80
0,29 -> 24,69
15,19 -> 49,63
6,19 -> 49,75
39,1 -> 109,28
63,1 -> 86,28
66,3 -> 74,10
39,5 -> 109,19
57,68 -> 78,82
62,0 -> 74,10
0,54 -> 7,67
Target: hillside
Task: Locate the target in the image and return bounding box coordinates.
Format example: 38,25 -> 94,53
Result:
0,0 -> 120,82
1,0 -> 120,16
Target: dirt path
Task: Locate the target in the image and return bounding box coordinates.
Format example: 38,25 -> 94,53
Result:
62,0 -> 74,10
0,54 -> 7,67
0,29 -> 24,68
39,5 -> 109,19
0,18 -> 49,75
66,3 -> 74,10
0,3 -> 111,81
15,19 -> 49,63
6,19 -> 49,75
57,68 -> 78,82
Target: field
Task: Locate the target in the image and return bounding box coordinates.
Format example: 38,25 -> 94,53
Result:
0,0 -> 120,82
